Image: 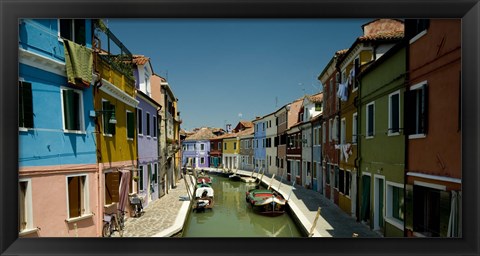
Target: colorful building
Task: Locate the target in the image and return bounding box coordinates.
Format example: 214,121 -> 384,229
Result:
404,19 -> 462,238
311,114 -> 323,193
358,42 -> 407,236
239,128 -> 255,171
182,127 -> 217,169
338,18 -> 404,218
264,112 -> 278,175
18,18 -> 98,237
253,117 -> 267,171
301,93 -> 323,189
275,104 -> 290,180
318,50 -> 344,202
92,21 -> 139,228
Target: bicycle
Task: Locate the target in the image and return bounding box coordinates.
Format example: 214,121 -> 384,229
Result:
102,209 -> 126,237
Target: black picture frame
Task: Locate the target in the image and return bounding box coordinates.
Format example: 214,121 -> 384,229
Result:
1,0 -> 478,255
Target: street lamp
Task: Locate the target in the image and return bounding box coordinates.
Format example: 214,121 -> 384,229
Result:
91,109 -> 117,124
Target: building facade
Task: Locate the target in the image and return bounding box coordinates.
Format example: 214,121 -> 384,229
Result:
359,42 -> 407,236
18,18 -> 98,237
404,19 -> 462,238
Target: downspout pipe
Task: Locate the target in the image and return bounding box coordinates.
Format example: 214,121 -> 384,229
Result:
403,37 -> 410,237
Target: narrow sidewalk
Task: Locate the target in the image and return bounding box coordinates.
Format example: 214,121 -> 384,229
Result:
112,176 -> 193,237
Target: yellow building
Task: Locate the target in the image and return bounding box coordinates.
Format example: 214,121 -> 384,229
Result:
92,22 -> 139,225
336,19 -> 404,218
222,133 -> 240,170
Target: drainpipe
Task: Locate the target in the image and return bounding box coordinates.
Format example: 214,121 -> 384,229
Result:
403,38 -> 410,237
355,79 -> 361,222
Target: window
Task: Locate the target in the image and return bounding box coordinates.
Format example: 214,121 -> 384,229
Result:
315,102 -> 323,112
62,88 -> 84,132
224,143 -> 227,150
366,102 -> 375,138
200,158 -> 205,164
386,182 -> 405,229
333,116 -> 339,141
345,171 -> 351,196
126,111 -> 134,139
137,109 -> 143,135
19,81 -> 34,129
218,142 -> 221,149
339,169 -> 345,194
201,144 -> 205,151
146,112 -> 151,136
19,179 -> 33,233
67,175 -> 88,218
405,19 -> 430,42
341,118 -> 346,144
59,19 -> 86,45
334,167 -> 339,189
102,100 -> 115,135
234,142 -> 237,150
323,122 -> 326,144
389,91 -> 401,135
329,79 -> 334,96
325,165 -> 330,185
353,58 -> 360,90
137,166 -> 144,193
405,83 -> 428,137
329,119 -> 333,142
352,113 -> 358,144
153,164 -> 158,184
153,116 -> 157,138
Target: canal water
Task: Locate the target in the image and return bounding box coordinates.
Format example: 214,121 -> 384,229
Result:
182,175 -> 303,237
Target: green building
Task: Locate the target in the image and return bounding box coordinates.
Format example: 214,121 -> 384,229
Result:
358,42 -> 406,237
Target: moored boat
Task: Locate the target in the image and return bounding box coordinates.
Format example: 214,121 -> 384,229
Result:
245,188 -> 286,217
193,185 -> 214,212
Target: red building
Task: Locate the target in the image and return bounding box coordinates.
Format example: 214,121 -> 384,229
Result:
404,19 -> 461,237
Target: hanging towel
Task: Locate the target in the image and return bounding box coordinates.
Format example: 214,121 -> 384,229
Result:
63,39 -> 93,88
337,83 -> 348,101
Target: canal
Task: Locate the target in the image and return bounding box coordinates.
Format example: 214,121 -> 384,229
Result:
182,175 -> 304,237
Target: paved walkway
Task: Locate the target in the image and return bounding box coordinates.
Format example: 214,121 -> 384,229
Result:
111,176 -> 194,237
114,168 -> 380,238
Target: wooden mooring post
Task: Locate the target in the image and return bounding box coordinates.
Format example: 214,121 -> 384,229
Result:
308,207 -> 322,237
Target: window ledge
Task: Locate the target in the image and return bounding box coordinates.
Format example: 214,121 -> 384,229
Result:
65,213 -> 94,223
138,134 -> 144,137
408,134 -> 426,139
19,127 -> 29,132
103,134 -> 113,137
127,138 -> 134,141
409,30 -> 428,44
384,216 -> 404,231
387,132 -> 400,137
19,227 -> 40,236
366,136 -> 374,140
64,130 -> 87,135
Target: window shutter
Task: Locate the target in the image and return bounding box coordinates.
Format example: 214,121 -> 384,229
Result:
22,82 -> 34,128
108,103 -> 116,135
63,90 -> 76,130
127,112 -> 134,139
68,177 -> 80,218
404,90 -> 416,135
421,84 -> 429,134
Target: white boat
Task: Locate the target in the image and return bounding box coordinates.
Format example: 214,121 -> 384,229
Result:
193,186 -> 214,212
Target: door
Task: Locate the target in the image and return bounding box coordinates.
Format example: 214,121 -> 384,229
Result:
150,164 -> 159,200
374,176 -> 385,231
312,162 -> 318,191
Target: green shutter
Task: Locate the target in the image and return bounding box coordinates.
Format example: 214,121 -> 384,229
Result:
72,91 -> 80,130
127,112 -> 134,139
63,90 -> 76,130
19,82 -> 34,128
109,104 -> 116,135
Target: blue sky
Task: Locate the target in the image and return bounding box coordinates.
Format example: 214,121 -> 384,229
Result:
107,19 -> 369,131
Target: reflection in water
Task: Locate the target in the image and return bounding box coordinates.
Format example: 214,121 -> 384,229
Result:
182,175 -> 303,237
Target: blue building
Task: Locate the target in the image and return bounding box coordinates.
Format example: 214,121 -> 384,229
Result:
253,117 -> 267,171
18,19 -> 99,237
181,127 -> 217,169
